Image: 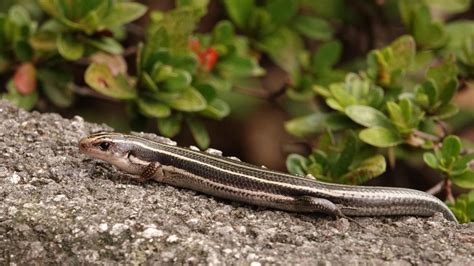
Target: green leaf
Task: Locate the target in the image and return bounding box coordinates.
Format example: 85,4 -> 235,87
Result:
306,161 -> 324,179
14,40 -> 33,61
340,155 -> 386,185
217,56 -> 264,78
429,0 -> 471,13
359,127 -> 403,148
57,33 -> 84,60
101,1 -> 147,28
38,0 -> 59,17
75,1 -> 113,34
212,20 -> 234,44
285,112 -> 353,137
286,85 -> 315,101
141,29 -> 169,71
247,6 -> 272,34
423,152 -> 439,169
387,99 -> 418,132
85,63 -> 136,99
200,99 -> 230,120
205,76 -> 232,91
448,204 -> 469,224
158,114 -> 182,137
445,21 -> 474,64
427,56 -> 458,91
323,74 -> 384,111
345,105 -> 394,129
257,28 -> 303,82
423,80 -> 437,106
451,171 -> 474,189
141,72 -> 159,92
3,80 -> 38,110
390,35 -> 416,69
329,85 -> 353,111
187,117 -> 210,149
160,86 -> 207,112
452,153 -> 474,175
195,84 -> 216,101
8,5 -> 31,25
171,54 -> 198,74
223,0 -> 254,29
286,154 -> 308,176
311,40 -> 342,74
177,0 -> 210,16
292,16 -> 333,40
386,101 -> 405,128
447,191 -> 474,223
30,31 -> 58,52
404,1 -> 446,49
431,103 -> 459,119
86,37 -> 124,55
163,70 -> 192,91
37,68 -> 73,108
366,35 -> 415,86
152,64 -> 173,83
439,79 -> 458,107
399,98 -> 413,123
308,151 -> 328,173
333,131 -> 357,177
146,7 -> 197,55
266,0 -> 298,28
441,135 -> 462,160
468,191 -> 474,220
137,98 -> 171,118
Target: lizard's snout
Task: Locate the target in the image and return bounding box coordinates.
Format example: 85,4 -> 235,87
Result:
78,138 -> 91,153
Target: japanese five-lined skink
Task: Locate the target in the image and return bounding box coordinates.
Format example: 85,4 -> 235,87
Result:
79,132 -> 458,223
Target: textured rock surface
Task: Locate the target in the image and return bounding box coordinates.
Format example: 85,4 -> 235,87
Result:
0,100 -> 473,265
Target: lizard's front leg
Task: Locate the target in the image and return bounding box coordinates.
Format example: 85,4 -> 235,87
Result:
139,162 -> 165,182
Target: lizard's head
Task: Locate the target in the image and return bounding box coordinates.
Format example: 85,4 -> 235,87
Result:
79,132 -> 146,175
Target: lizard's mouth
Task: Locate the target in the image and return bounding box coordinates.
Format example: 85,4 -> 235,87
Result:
126,151 -> 133,161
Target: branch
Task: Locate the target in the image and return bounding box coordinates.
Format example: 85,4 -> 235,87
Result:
445,178 -> 455,204
412,130 -> 442,142
426,180 -> 444,195
233,86 -> 268,99
71,84 -> 119,102
123,46 -> 137,57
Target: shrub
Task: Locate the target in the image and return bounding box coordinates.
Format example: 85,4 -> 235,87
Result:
1,0 -> 473,222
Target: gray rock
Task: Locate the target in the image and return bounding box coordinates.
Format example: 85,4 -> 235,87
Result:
0,100 -> 472,264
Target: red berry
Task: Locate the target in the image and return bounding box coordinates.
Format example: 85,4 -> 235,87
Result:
188,38 -> 201,54
204,48 -> 218,71
13,63 -> 37,95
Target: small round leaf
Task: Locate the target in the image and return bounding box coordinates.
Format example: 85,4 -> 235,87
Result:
359,127 -> 403,148
57,34 -> 84,60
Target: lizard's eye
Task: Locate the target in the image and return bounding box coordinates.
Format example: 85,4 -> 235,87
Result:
97,142 -> 111,151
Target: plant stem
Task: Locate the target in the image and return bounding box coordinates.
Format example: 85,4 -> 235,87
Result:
72,84 -> 119,101
445,178 -> 455,203
412,130 -> 441,142
426,180 -> 444,195
436,120 -> 448,138
233,86 -> 268,98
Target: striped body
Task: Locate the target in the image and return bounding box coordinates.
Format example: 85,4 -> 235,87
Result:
79,132 -> 458,223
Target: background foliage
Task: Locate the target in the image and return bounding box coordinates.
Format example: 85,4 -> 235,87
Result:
1,0 -> 474,223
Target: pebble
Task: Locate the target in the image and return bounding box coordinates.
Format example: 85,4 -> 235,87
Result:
98,223 -> 108,233
7,172 -> 21,184
143,228 -> 164,239
166,235 -> 179,243
110,223 -> 129,236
